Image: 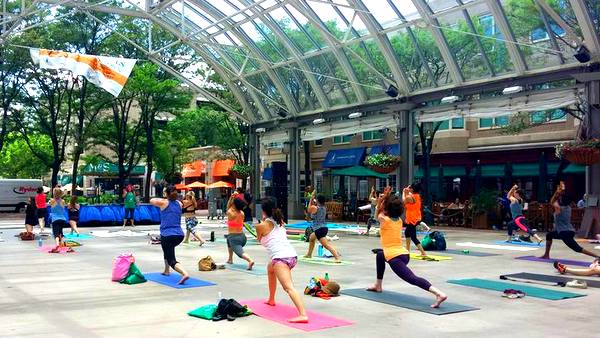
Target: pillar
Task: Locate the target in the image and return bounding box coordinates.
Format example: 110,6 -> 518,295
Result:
287,127 -> 301,219
249,131 -> 261,203
397,110 -> 412,191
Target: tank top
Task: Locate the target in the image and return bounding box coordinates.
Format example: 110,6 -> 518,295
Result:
260,218 -> 297,260
510,201 -> 523,219
405,193 -> 422,225
228,210 -> 244,231
380,216 -> 409,261
35,193 -> 47,209
183,201 -> 195,214
312,205 -> 326,230
49,199 -> 67,222
554,206 -> 574,233
68,205 -> 79,218
160,200 -> 184,237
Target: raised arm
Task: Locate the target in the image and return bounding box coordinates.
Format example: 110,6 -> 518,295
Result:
307,192 -> 318,215
402,186 -> 415,204
507,184 -> 518,202
376,186 -> 392,218
150,198 -> 167,209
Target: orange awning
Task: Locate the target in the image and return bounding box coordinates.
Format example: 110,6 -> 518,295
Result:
208,181 -> 234,189
175,183 -> 190,191
187,181 -> 207,188
212,159 -> 235,177
182,160 -> 205,178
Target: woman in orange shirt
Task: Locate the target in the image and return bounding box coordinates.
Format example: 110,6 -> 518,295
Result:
403,182 -> 427,256
367,186 -> 447,308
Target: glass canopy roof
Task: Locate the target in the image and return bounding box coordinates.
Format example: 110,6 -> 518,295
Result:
9,0 -> 600,123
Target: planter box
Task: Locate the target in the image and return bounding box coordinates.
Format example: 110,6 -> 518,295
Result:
472,213 -> 490,229
563,147 -> 600,166
368,165 -> 398,174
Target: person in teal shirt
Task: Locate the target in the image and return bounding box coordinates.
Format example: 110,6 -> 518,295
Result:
122,186 -> 137,228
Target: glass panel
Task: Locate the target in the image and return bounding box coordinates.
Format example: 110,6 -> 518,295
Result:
245,73 -> 284,110
389,0 -> 421,21
479,118 -> 493,128
269,7 -> 318,54
468,4 -> 514,75
438,120 -> 450,130
303,0 -> 367,40
284,5 -> 328,51
451,117 -> 464,129
361,1 -> 401,29
426,0 -> 459,13
306,53 -> 356,106
251,19 -> 291,62
315,139 -> 323,146
344,40 -> 390,99
274,63 -> 321,112
496,116 -> 510,127
531,111 -> 546,123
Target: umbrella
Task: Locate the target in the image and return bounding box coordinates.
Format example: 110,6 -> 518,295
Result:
187,181 -> 208,188
538,152 -> 548,202
42,186 -> 51,193
474,160 -> 482,194
438,165 -> 445,201
175,183 -> 190,191
208,181 -> 234,189
504,162 -> 513,191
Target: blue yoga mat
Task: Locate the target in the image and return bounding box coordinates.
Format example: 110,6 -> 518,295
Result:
287,221 -> 359,229
144,273 -> 216,289
226,263 -> 267,276
63,233 -> 92,240
494,240 -> 544,247
448,278 -> 584,300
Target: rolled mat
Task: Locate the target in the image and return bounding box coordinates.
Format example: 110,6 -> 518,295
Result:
442,249 -> 500,257
63,233 -> 92,240
239,299 -> 353,331
341,288 -> 478,315
409,253 -> 452,261
502,272 -> 600,288
226,263 -> 267,276
144,273 -> 215,289
298,257 -> 352,265
447,278 -> 585,300
515,256 -> 592,267
494,240 -> 544,247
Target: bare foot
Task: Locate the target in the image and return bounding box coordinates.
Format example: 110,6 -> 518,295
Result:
183,240 -> 189,244
431,294 -> 448,308
366,286 -> 382,293
161,270 -> 170,276
333,258 -> 342,263
288,315 -> 309,323
247,261 -> 255,270
264,300 -> 276,306
539,255 -> 550,259
303,255 -> 311,259
226,260 -> 233,264
177,274 -> 189,285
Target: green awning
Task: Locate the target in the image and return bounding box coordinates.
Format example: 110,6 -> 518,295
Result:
469,164 -> 504,177
329,166 -> 388,179
415,166 -> 466,178
59,175 -> 83,185
82,161 -> 145,176
563,164 -> 586,174
512,163 -> 560,177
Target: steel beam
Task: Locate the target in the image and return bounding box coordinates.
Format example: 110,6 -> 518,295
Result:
568,0 -> 600,54
485,0 -> 527,74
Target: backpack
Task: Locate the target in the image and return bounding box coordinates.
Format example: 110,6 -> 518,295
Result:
198,256 -> 217,271
212,299 -> 252,321
421,231 -> 446,251
19,232 -> 35,241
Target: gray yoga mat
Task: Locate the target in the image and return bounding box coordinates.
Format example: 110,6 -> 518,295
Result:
226,263 -> 267,276
443,249 -> 500,257
341,288 -> 479,315
503,272 -> 600,288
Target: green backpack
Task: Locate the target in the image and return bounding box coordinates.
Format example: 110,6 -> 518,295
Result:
120,263 -> 147,285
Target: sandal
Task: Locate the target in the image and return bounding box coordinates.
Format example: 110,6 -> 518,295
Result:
553,261 -> 567,274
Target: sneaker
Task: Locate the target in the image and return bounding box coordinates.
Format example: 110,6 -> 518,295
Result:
566,280 -> 588,289
553,261 -> 567,274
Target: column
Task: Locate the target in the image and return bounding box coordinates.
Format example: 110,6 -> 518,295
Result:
287,127 -> 301,219
397,110 -> 412,191
249,131 -> 261,202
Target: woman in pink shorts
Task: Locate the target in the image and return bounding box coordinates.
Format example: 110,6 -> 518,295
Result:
255,197 -> 308,324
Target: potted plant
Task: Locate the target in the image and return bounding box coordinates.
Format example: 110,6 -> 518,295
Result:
556,138 -> 600,166
229,163 -> 252,179
364,153 -> 401,174
468,189 -> 497,229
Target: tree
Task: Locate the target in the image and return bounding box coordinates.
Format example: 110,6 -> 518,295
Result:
0,132 -> 51,178
0,45 -> 30,153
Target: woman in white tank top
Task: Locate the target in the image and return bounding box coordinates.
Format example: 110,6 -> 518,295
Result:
255,197 -> 308,324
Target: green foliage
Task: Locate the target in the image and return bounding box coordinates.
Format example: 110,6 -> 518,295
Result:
469,189 -> 498,216
364,153 -> 401,169
556,138 -> 600,159
0,133 -> 52,178
98,194 -> 119,205
229,164 -> 252,178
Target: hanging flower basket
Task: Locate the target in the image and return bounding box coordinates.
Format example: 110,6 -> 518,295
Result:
556,139 -> 600,166
229,164 -> 252,179
364,153 -> 401,174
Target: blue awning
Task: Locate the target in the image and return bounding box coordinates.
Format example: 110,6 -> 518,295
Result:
262,167 -> 272,180
322,147 -> 366,168
370,144 -> 400,156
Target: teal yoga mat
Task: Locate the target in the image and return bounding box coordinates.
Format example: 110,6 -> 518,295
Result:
226,263 -> 267,276
447,278 -> 585,300
341,289 -> 478,315
63,233 -> 92,240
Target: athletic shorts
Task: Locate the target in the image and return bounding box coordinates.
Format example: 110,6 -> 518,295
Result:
226,232 -> 247,257
272,256 -> 297,269
37,208 -> 47,219
51,220 -> 67,239
185,217 -> 198,231
314,227 -> 328,240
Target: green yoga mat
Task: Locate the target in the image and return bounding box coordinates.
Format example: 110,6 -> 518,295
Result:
447,278 -> 585,300
298,257 -> 352,266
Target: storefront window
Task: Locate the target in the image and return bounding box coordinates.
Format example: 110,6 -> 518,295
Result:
479,116 -> 510,129
314,170 -> 323,193
451,117 -> 464,129
359,179 -> 368,199
314,139 -> 323,147
333,134 -> 354,144
362,130 -> 384,141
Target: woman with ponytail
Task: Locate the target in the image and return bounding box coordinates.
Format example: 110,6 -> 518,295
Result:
255,197 -> 308,323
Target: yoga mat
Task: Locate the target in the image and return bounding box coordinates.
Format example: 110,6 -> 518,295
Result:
443,249 -> 500,257
243,223 -> 257,238
38,246 -> 74,254
144,273 -> 215,289
287,221 -> 359,230
341,289 -> 478,315
226,263 -> 267,276
298,257 -> 352,266
447,278 -> 585,300
180,242 -> 215,248
494,240 -> 544,247
63,233 -> 92,240
515,256 -> 592,267
455,242 -> 538,252
410,253 -> 452,261
502,273 -> 600,288
240,299 -> 353,331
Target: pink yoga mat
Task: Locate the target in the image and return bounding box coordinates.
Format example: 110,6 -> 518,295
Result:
240,299 -> 353,332
38,246 -> 73,254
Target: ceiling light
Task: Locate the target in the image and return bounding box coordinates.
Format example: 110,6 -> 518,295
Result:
348,112 -> 362,119
385,84 -> 399,98
574,45 -> 591,63
277,108 -> 288,118
441,95 -> 460,104
312,118 -> 325,125
502,86 -> 523,95
255,127 -> 266,133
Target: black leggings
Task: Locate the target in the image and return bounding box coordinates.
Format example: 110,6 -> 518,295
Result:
404,223 -> 420,246
161,235 -> 184,268
376,251 -> 431,291
507,216 -> 535,236
546,231 -> 583,253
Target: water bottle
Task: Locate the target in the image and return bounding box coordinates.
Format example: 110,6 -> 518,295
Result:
324,272 -> 329,281
317,244 -> 323,257
38,237 -> 43,247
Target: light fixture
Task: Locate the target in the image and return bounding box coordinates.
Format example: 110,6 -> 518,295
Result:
441,95 -> 460,104
502,86 -> 523,95
348,112 -> 362,119
312,118 -> 325,125
255,127 -> 266,133
277,108 -> 288,118
574,45 -> 591,63
385,84 -> 399,98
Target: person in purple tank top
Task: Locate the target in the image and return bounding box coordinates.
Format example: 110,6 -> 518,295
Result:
150,185 -> 189,285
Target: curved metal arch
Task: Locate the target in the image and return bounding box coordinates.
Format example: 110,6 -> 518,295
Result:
191,0 -> 300,116
289,0 -> 367,103
238,0 -> 331,110
569,0 -> 600,54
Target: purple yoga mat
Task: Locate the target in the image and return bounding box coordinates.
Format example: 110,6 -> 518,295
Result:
515,255 -> 591,267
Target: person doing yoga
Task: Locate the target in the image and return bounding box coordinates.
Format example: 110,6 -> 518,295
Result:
226,193 -> 254,270
182,192 -> 205,246
150,185 -> 189,285
506,185 -> 543,244
304,194 -> 341,263
49,188 -> 72,253
256,197 -> 308,324
540,181 -> 599,260
554,258 -> 600,277
367,186 -> 447,308
403,183 -> 427,256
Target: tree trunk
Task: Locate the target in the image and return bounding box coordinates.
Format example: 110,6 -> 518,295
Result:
51,162 -> 60,189
144,124 -> 154,202
71,151 -> 81,195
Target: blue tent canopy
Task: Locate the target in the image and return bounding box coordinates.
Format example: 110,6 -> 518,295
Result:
322,148 -> 366,168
